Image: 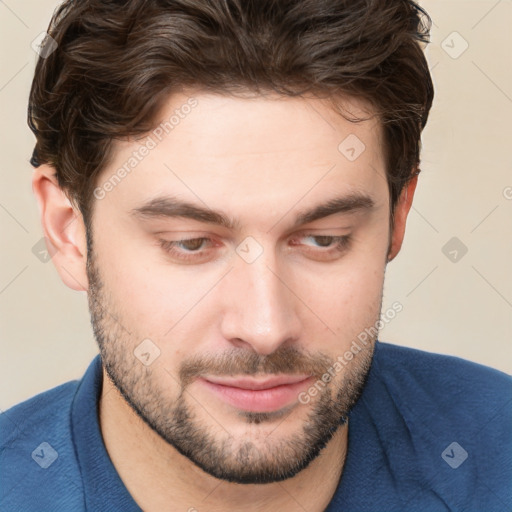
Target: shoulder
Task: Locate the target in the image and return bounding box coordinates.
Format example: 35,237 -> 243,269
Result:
364,341 -> 512,510
0,381 -> 85,511
1,381 -> 79,444
371,341 -> 512,436
373,340 -> 512,401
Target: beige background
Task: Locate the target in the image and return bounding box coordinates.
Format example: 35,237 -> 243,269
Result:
1,0 -> 511,411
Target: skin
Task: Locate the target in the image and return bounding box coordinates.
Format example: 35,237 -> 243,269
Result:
32,91 -> 417,511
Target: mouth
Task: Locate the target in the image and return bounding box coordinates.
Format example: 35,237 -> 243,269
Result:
198,374 -> 314,413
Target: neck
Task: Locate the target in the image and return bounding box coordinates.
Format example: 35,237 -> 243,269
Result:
99,369 -> 348,512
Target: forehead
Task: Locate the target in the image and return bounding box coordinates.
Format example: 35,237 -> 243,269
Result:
146,91 -> 383,162
95,91 -> 388,224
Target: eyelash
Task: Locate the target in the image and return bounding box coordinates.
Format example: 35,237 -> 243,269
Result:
158,234 -> 351,262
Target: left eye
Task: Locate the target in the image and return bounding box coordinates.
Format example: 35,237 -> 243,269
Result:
160,237 -> 210,253
293,234 -> 351,251
302,235 -> 340,248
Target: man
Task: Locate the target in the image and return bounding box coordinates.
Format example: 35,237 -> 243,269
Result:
1,0 -> 510,510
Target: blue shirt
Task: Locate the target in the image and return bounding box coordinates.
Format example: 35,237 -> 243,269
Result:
1,341 -> 511,511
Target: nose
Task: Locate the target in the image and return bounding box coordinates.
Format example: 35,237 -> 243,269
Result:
219,246 -> 302,355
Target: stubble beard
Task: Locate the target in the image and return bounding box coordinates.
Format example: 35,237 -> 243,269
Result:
86,241 -> 377,484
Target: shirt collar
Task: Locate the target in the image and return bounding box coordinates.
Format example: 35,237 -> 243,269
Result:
70,355 -> 142,511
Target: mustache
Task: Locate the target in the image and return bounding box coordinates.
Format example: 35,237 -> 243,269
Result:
179,346 -> 334,386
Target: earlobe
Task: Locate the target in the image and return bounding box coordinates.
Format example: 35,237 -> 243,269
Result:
32,165 -> 89,291
387,173 -> 418,262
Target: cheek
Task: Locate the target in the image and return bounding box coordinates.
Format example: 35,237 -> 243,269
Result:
318,268 -> 383,327
91,233 -> 191,336
296,247 -> 386,349
106,269 -> 202,335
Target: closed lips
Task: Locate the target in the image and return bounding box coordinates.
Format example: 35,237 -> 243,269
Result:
202,375 -> 311,390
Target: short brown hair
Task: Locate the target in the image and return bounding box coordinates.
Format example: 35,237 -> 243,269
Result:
28,0 -> 434,227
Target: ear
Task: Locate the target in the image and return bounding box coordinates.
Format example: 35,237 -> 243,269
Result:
32,165 -> 89,291
387,173 -> 418,262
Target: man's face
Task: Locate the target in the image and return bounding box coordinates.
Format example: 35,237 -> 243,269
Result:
87,92 -> 391,483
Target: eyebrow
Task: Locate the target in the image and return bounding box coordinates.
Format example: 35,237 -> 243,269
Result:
130,192 -> 375,230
